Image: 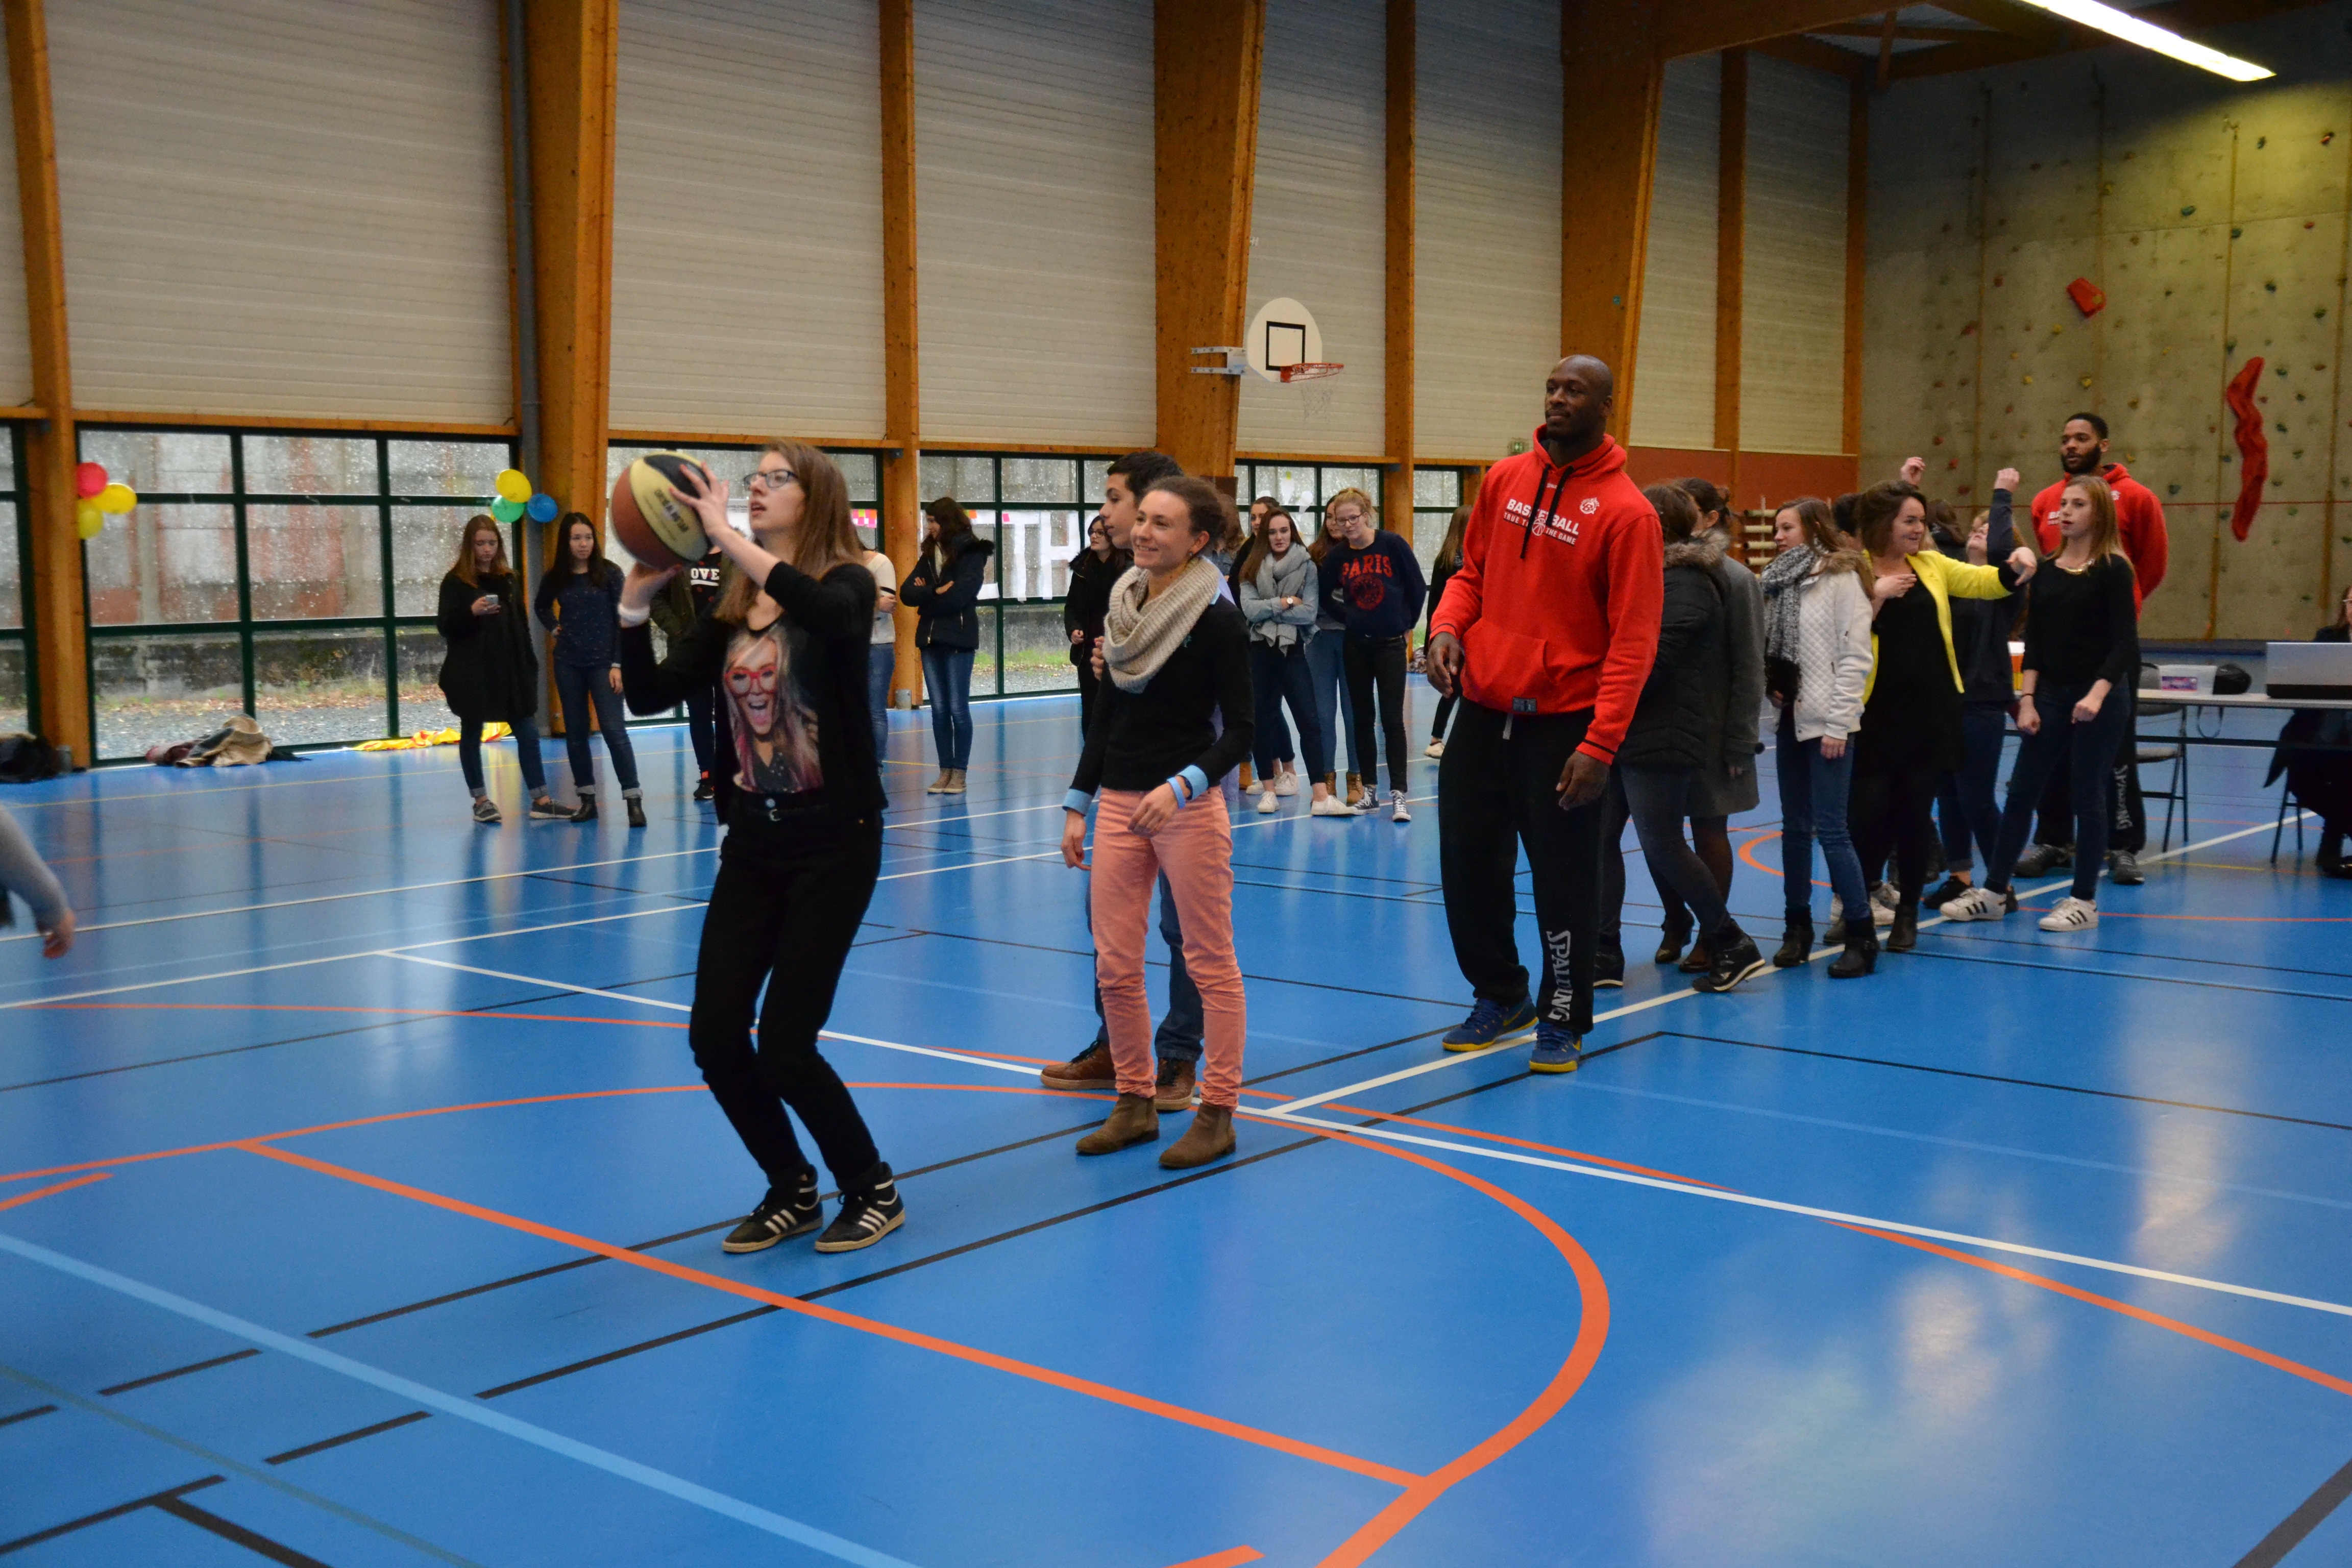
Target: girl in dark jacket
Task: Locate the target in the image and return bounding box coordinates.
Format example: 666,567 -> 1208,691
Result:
900,496 -> 995,794
2268,583 -> 2352,877
535,512 -> 645,827
437,515 -> 565,825
1064,512 -> 1128,741
1597,485 -> 1766,994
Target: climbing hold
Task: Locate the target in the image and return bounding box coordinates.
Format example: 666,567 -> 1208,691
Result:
2081,376 -> 2094,387
2182,205 -> 2196,216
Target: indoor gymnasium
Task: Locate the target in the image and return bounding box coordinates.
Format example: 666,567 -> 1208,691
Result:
6,1 -> 2352,1564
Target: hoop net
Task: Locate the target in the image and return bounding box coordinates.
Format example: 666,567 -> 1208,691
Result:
1278,361 -> 1344,382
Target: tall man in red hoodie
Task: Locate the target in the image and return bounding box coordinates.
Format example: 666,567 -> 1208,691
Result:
1426,356 -> 1664,1073
2016,412 -> 2169,887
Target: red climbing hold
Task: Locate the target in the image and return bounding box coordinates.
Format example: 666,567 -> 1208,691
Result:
2225,357 -> 2269,542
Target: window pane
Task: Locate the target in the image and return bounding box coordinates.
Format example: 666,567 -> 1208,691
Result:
999,509 -> 1082,601
387,438 -> 507,497
1083,459 -> 1111,506
1321,468 -> 1378,504
0,501 -> 18,630
965,509 -> 1000,600
971,604 -> 998,697
1269,466 -> 1316,512
91,629 -> 243,760
1414,469 -> 1460,509
245,435 -> 378,496
246,505 -> 383,620
999,603 -> 1076,694
391,507 -> 486,616
920,456 -> 992,505
0,433 -> 17,491
82,431 -> 233,496
1002,457 -> 1075,503
395,626 -> 459,736
252,627 -> 389,745
829,450 -> 879,504
0,638 -> 23,735
85,503 -> 239,625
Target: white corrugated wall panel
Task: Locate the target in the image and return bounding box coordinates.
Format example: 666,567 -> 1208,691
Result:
0,21 -> 29,408
612,0 -> 885,440
1629,55 -> 1719,451
48,0 -> 508,423
913,0 -> 1153,447
1239,0 -> 1386,458
1414,1 -> 1560,461
1739,56 -> 1849,455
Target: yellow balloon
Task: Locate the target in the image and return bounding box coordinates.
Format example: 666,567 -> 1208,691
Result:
495,469 -> 532,504
76,500 -> 102,537
97,482 -> 136,514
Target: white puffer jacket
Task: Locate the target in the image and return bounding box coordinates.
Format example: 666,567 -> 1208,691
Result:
1786,565 -> 1873,743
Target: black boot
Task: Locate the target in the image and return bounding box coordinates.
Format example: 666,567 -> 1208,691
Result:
625,793 -> 647,828
2320,829 -> 2348,879
1772,914 -> 1814,968
1887,897 -> 1919,952
569,790 -> 597,823
1653,923 -> 1691,966
1829,925 -> 1878,978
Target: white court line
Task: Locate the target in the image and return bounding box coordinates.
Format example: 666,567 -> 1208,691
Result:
1265,813 -> 2313,1115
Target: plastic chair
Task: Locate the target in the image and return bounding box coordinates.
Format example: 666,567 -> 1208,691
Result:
2134,696 -> 2189,851
2271,776 -> 2307,865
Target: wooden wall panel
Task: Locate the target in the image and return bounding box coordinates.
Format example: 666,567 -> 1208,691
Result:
1739,53 -> 1848,455
1629,53 -> 1720,451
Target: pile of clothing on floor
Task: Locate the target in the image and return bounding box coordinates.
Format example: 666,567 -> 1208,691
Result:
145,715 -> 298,767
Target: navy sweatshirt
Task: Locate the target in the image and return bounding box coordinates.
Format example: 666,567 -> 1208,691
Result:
1318,531 -> 1427,642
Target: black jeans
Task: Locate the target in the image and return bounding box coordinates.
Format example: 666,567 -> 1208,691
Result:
1851,766 -> 1943,904
687,685 -> 716,776
1600,767 -> 1733,945
1248,640 -> 1321,778
458,714 -> 546,795
1438,703 -> 1604,1036
690,813 -> 885,1188
2031,685 -> 2145,854
1991,680 -> 2130,901
1936,706 -> 2007,875
552,662 -> 641,793
1345,634 -> 1411,795
1430,692 -> 1457,743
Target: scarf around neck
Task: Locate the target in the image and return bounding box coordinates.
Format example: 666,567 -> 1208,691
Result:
1759,544 -> 1819,665
1248,545 -> 1315,649
1102,556 -> 1222,692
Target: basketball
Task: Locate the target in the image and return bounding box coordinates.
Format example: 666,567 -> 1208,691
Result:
607,452 -> 712,568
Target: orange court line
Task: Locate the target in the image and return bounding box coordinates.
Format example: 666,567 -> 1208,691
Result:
1837,1222 -> 2352,1400
234,1139 -> 1421,1490
1165,1550 -> 1264,1568
0,1172 -> 110,1213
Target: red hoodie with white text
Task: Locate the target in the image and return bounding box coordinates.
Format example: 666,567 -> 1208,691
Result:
1429,432 -> 1664,764
2029,462 -> 2168,610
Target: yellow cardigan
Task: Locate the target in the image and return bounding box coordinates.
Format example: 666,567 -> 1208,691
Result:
1863,549 -> 2015,702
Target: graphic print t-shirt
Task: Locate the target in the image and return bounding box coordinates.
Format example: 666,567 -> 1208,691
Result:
723,620 -> 825,798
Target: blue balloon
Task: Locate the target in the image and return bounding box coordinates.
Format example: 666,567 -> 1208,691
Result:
526,493 -> 558,523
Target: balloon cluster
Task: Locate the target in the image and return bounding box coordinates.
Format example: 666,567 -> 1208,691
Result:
492,468 -> 558,526
72,461 -> 138,540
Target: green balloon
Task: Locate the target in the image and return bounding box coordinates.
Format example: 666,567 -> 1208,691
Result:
490,495 -> 525,524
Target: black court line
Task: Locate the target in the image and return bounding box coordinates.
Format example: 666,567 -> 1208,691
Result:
1648,1031 -> 2352,1134
1897,944 -> 2352,1005
1932,924 -> 2352,984
1244,1025 -> 1455,1085
0,1403 -> 55,1429
0,1475 -> 224,1555
98,1348 -> 259,1396
155,1493 -> 335,1566
265,1409 -> 433,1465
2233,1450 -> 2352,1567
478,1304 -> 780,1398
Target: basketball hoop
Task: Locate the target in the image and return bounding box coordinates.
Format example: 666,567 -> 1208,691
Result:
1279,361 -> 1344,382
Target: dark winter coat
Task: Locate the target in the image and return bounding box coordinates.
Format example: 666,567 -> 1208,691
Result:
436,570 -> 538,724
2268,624 -> 2352,823
1063,546 -> 1129,668
1614,536 -> 1728,772
900,537 -> 995,651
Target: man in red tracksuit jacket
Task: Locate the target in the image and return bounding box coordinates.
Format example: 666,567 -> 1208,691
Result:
2017,412 -> 2170,886
1426,355 -> 1664,1073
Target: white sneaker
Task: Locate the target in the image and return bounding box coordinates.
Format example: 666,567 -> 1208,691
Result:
1869,880 -> 1899,926
1310,794 -> 1353,817
1390,790 -> 1411,823
1255,787 -> 1278,815
2038,896 -> 2098,932
1271,769 -> 1297,797
1939,886 -> 2008,921
1425,738 -> 1445,759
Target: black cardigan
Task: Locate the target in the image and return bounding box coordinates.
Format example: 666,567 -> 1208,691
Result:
435,570 -> 538,724
901,538 -> 995,651
1070,598 -> 1254,797
2022,554 -> 2140,693
1063,547 -> 1129,668
620,559 -> 883,826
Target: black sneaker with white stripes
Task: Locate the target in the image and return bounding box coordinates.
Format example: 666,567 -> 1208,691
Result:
816,1164 -> 905,1254
722,1169 -> 822,1254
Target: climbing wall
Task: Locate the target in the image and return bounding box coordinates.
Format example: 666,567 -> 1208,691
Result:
1862,5 -> 2352,641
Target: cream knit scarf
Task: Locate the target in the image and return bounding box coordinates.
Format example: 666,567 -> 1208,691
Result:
1102,556 -> 1221,692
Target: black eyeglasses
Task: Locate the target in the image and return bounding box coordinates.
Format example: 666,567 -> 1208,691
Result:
741,469 -> 800,493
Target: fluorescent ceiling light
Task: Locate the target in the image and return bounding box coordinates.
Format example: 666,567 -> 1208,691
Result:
2012,0 -> 2275,81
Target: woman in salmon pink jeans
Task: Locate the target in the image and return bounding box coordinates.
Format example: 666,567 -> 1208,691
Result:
1060,476 -> 1255,1170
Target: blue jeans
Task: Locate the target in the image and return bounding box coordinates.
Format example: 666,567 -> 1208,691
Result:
1086,867 -> 1203,1064
922,645 -> 974,770
459,713 -> 546,795
1937,706 -> 2007,875
551,663 -> 640,793
868,644 -> 894,757
1248,640 -> 1320,778
1775,705 -> 1870,921
1303,630 -> 1362,780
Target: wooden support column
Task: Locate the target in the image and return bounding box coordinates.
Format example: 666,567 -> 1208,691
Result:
1155,0 -> 1265,484
880,0 -> 921,709
520,0 -> 615,531
4,0 -> 81,764
1384,0 -> 1414,552
1560,2 -> 1664,443
1715,48 -> 1747,501
1843,74 -> 1870,458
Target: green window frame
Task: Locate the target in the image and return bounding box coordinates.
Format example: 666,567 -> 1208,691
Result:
0,428 -> 31,740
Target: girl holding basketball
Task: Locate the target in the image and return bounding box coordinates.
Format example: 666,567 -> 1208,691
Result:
616,442 -> 904,1255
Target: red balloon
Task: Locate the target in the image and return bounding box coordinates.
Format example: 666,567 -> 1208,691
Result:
74,461 -> 106,499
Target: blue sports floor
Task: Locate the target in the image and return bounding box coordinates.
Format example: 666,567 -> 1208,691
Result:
3,685 -> 2349,1567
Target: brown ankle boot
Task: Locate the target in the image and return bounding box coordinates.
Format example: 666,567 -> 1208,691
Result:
1158,1104 -> 1235,1169
1075,1092 -> 1159,1155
